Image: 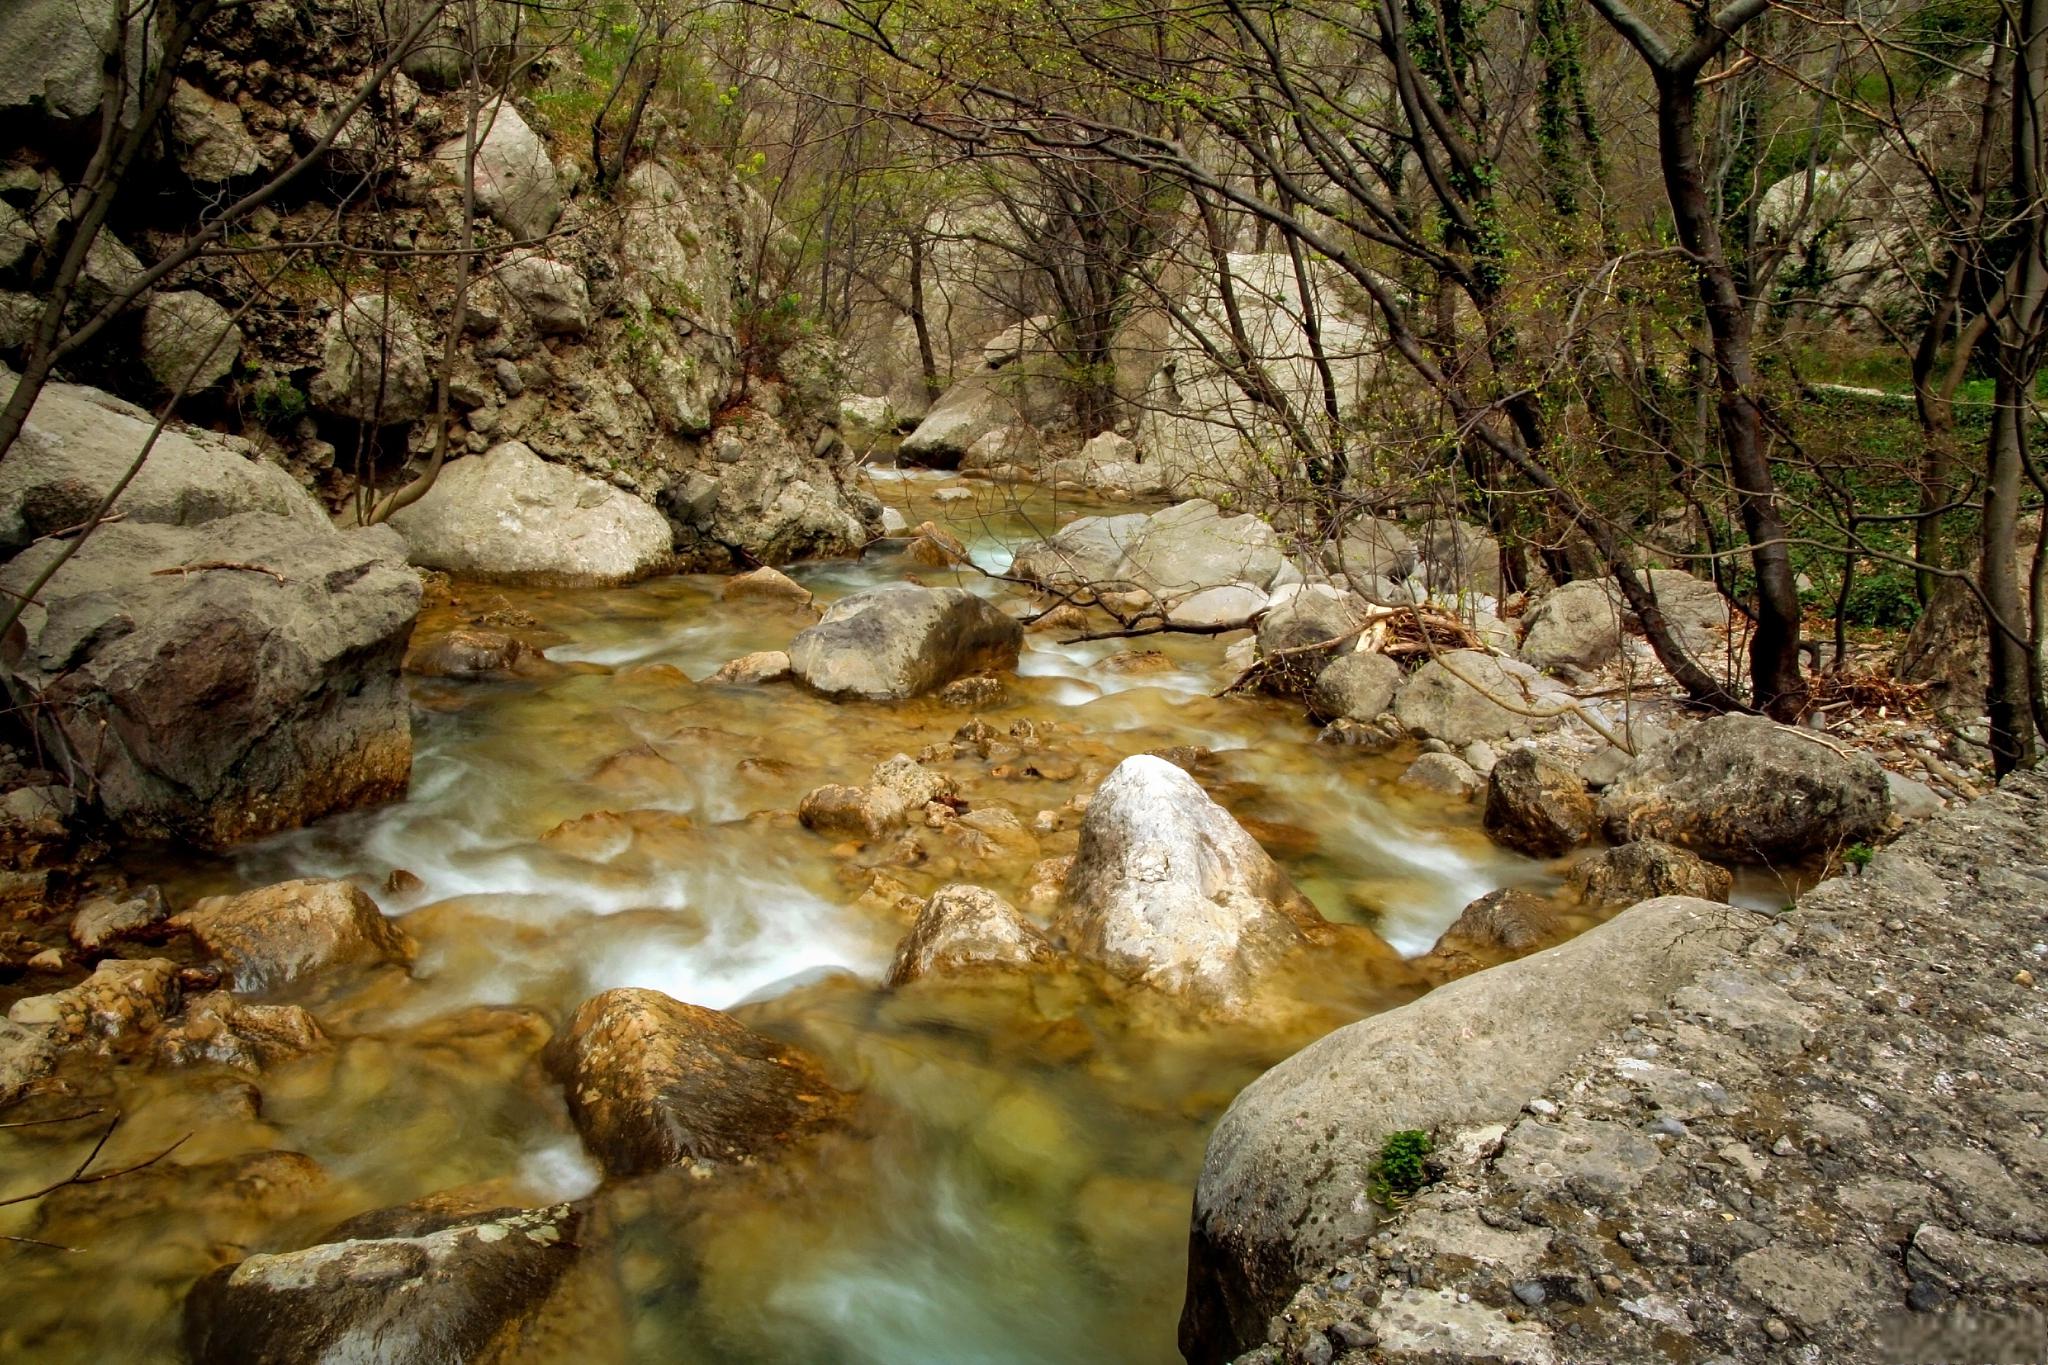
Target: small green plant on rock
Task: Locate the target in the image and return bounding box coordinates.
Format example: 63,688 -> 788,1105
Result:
1369,1129 -> 1434,1207
1843,842 -> 1875,873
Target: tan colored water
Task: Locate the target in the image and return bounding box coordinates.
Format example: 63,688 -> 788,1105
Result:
3,476 -> 1568,1363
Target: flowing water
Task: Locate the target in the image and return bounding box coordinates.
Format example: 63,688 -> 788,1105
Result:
4,476 -> 1648,1363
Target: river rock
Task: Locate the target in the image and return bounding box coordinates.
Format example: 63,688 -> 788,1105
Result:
1483,747 -> 1598,857
140,290 -> 242,392
1399,752 -> 1484,800
1414,888 -> 1569,980
1309,651 -> 1403,722
1165,583 -> 1267,629
1392,649 -> 1570,748
387,441 -> 675,585
0,370 -> 325,554
787,583 -> 1022,700
152,991 -> 327,1074
496,252 -> 591,336
432,101 -> 561,241
1520,571 -> 1729,678
1599,714 -> 1890,863
721,565 -> 813,607
0,514 -> 419,847
1320,515 -> 1414,581
1180,896 -> 1757,1362
1568,839 -> 1733,906
707,650 -> 791,685
184,1201 -> 612,1365
553,987 -> 847,1177
69,885 -> 168,953
886,885 -> 1058,986
7,956 -> 180,1052
170,878 -> 415,992
0,1016 -> 55,1107
1256,586 -> 1371,695
1054,754 -> 1336,1009
309,294 -> 434,424
1008,513 -> 1150,592
406,627 -> 527,679
1010,501 -> 1285,602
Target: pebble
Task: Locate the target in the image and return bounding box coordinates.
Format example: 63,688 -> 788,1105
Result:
1598,1273 -> 1623,1294
1647,1117 -> 1689,1139
1512,1280 -> 1547,1307
1528,1097 -> 1558,1117
1329,1322 -> 1375,1349
2016,970 -> 2036,988
1764,1317 -> 1791,1343
27,948 -> 63,971
1771,1134 -> 1798,1157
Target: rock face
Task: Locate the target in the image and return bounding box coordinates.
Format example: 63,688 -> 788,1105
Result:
1568,838 -> 1734,905
1895,529 -> 2039,718
171,879 -> 415,992
1054,755 -> 1338,1009
169,79 -> 265,182
387,441 -> 675,585
433,101 -> 562,241
0,371 -> 324,554
1482,748 -> 1598,857
0,514 -> 419,848
1520,571 -> 1729,678
554,987 -> 846,1177
309,294 -> 435,424
786,584 -> 1022,701
1393,650 -> 1571,748
0,0 -> 153,122
184,1202 -> 609,1365
1600,714 -> 1890,863
1180,896 -> 1756,1362
886,885 -> 1057,986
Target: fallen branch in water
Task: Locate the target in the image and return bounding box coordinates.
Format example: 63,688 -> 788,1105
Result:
0,1110 -> 194,1252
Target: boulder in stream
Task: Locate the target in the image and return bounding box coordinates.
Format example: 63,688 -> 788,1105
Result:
1054,754 -> 1346,1010
1482,747 -> 1598,857
786,583 -> 1022,701
553,987 -> 848,1178
1568,838 -> 1734,906
1599,714 -> 1889,863
170,878 -> 415,993
1413,887 -> 1570,981
887,884 -> 1058,986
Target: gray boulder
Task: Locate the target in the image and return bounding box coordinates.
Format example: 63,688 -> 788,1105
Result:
1520,571 -> 1729,678
1308,651 -> 1403,722
140,290 -> 242,392
900,332 -> 1071,467
668,421 -> 875,566
1054,755 -> 1343,1009
184,1202 -> 613,1365
1393,649 -> 1571,747
1256,586 -> 1371,694
787,584 -> 1022,701
0,0 -> 153,122
1398,752 -> 1483,800
1320,515 -> 1414,582
1008,513 -> 1151,592
387,441 -> 675,585
309,295 -> 434,424
433,101 -> 561,242
1416,518 -> 1502,595
1008,500 -> 1286,603
552,987 -> 848,1178
168,80 -> 264,182
495,253 -> 590,336
1482,747 -> 1598,858
0,372 -> 319,554
1415,887 -> 1570,980
1181,896 -> 1756,1362
0,514 -> 419,848
1600,714 -> 1890,863
886,885 -> 1057,986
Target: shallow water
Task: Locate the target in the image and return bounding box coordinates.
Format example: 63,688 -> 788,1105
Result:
4,475 -> 1606,1363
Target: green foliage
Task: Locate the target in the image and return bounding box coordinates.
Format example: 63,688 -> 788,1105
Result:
1369,1129 -> 1434,1206
1841,571 -> 1922,629
1843,842 -> 1875,871
249,378 -> 308,431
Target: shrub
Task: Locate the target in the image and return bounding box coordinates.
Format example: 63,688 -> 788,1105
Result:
1369,1129 -> 1434,1206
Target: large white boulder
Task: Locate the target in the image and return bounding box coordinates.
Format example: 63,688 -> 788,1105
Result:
432,101 -> 561,242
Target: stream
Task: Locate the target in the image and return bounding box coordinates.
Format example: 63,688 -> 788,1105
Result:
6,475 -> 1584,1363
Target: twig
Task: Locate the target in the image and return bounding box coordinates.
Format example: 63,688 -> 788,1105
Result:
0,1108 -> 106,1131
148,561 -> 287,584
0,1112 -> 193,1212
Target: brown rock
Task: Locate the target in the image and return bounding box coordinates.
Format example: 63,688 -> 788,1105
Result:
886,885 -> 1058,986
6,956 -> 180,1052
1567,839 -> 1733,906
906,521 -> 969,567
707,650 -> 791,685
1415,888 -> 1570,981
1483,748 -> 1599,857
405,626 -> 527,678
170,878 -> 415,992
721,565 -> 814,607
152,991 -> 328,1073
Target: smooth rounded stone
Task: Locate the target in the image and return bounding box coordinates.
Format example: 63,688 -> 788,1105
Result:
1568,839 -> 1734,906
431,100 -> 562,241
1256,585 -> 1371,695
152,991 -> 327,1074
799,754 -> 951,840
1319,515 -> 1415,581
1392,649 -> 1571,748
495,252 -> 591,336
1399,753 -> 1483,801
1054,755 -> 1368,1010
1483,748 -> 1599,858
1180,896 -> 1756,1361
721,565 -> 813,607
309,294 -> 434,424
880,506 -> 910,535
1519,571 -> 1729,678
1118,500 -> 1286,596
184,1201 -> 619,1365
886,885 -> 1058,986
141,289 -> 242,392
552,987 -> 847,1177
406,627 -> 526,679
0,514 -> 419,848
960,422 -> 1042,473
1886,770 -> 1944,823
170,878 -> 415,993
69,885 -> 168,953
1309,652 -> 1403,723
707,650 -> 791,686
1009,513 -> 1150,592
1462,741 -> 1499,776
0,1016 -> 56,1107
1166,583 -> 1267,629
1415,888 -> 1571,981
7,957 -> 180,1051
786,583 -> 1023,701
1600,714 -> 1890,864
387,441 -> 675,586
0,370 -> 326,554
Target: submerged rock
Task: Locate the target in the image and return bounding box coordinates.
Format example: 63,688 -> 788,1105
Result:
707,650 -> 791,686
69,885 -> 169,953
1568,839 -> 1734,906
1054,755 -> 1350,1009
184,1201 -> 614,1365
1414,888 -> 1570,981
553,987 -> 847,1177
405,627 -> 528,679
6,957 -> 180,1052
170,878 -> 415,992
887,884 -> 1058,986
1399,752 -> 1483,801
387,441 -> 675,586
0,1017 -> 56,1107
787,583 -> 1022,701
1600,714 -> 1889,863
0,514 -> 418,848
152,991 -> 327,1074
1482,748 -> 1598,857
